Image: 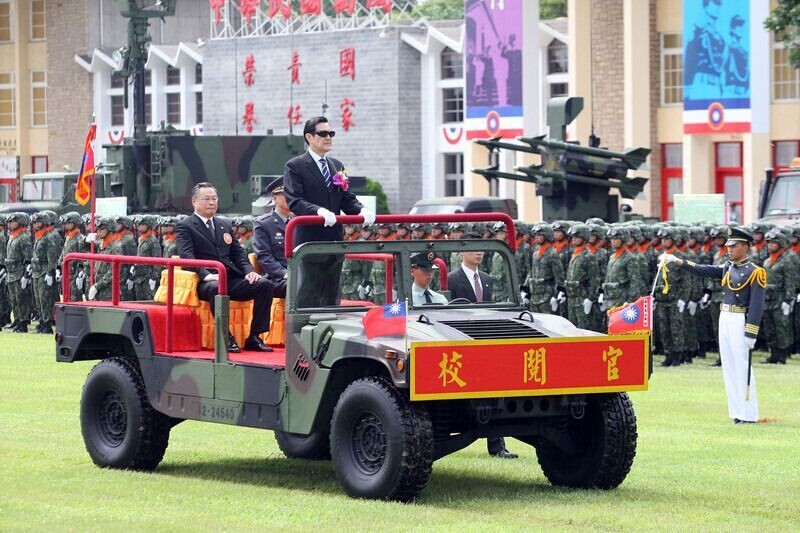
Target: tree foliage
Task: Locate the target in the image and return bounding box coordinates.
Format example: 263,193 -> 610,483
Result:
416,0 -> 464,20
540,0 -> 567,20
365,178 -> 391,214
765,0 -> 800,68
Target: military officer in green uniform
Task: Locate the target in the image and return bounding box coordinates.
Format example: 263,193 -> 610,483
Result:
488,222 -> 511,302
133,215 -> 162,300
0,215 -> 9,327
602,226 -> 643,312
565,224 -> 601,331
87,217 -> 120,302
115,215 -> 137,300
759,230 -> 796,364
59,211 -> 89,302
653,226 -> 691,366
160,216 -> 179,259
523,223 -> 564,314
31,211 -> 62,333
5,213 -> 34,332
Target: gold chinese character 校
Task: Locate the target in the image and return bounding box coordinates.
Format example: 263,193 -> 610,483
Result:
523,347 -> 547,385
439,351 -> 467,388
602,345 -> 623,381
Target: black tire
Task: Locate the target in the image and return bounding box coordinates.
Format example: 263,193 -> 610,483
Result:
80,357 -> 171,471
330,376 -> 433,502
534,392 -> 637,489
274,430 -> 331,460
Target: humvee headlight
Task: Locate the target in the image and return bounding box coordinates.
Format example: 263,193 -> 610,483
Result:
384,350 -> 398,359
395,359 -> 405,372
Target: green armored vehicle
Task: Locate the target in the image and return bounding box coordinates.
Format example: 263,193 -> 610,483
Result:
55,214 -> 649,501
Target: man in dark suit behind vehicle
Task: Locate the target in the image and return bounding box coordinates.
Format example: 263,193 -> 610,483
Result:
177,182 -> 285,353
283,116 -> 375,307
446,243 -> 518,459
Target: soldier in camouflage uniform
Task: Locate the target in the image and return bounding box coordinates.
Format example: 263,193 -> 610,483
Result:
30,212 -> 63,333
5,213 -> 34,332
488,222 -> 510,302
624,225 -> 648,298
160,216 -> 179,258
747,222 -> 769,266
395,223 -> 411,241
115,215 -> 137,300
788,225 -> 800,356
430,222 -> 448,241
0,215 -> 9,327
514,222 -> 531,292
760,230 -> 796,364
602,226 -> 644,313
565,224 -> 601,331
679,227 -> 703,363
410,223 -> 431,241
59,212 -> 89,302
87,217 -> 120,302
587,224 -> 609,331
523,223 -> 564,314
550,220 -> 572,278
447,222 -> 466,273
653,226 -> 691,366
706,226 -> 729,366
343,224 -> 360,242
133,215 -> 162,301
235,216 -> 255,256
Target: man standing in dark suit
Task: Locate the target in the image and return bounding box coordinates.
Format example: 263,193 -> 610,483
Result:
177,182 -> 285,353
253,177 -> 290,280
283,116 -> 375,307
446,247 -> 518,459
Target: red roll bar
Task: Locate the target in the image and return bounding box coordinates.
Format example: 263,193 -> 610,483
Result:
285,213 -> 517,257
61,253 -> 228,353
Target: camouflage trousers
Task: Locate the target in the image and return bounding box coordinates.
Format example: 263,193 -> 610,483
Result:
762,306 -> 793,350
708,303 -> 721,352
684,304 -> 700,353
135,283 -> 157,301
33,277 -> 59,323
655,301 -> 685,355
67,280 -> 85,302
568,301 -> 595,331
794,306 -> 800,354
8,280 -> 33,323
0,280 -> 9,322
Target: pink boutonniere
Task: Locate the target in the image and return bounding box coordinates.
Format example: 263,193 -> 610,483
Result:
332,168 -> 350,191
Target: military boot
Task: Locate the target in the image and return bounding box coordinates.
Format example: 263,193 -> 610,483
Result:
35,321 -> 44,333
13,321 -> 28,333
762,349 -> 782,364
39,321 -> 53,334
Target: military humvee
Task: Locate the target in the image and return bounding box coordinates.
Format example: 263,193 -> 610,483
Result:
55,213 -> 649,502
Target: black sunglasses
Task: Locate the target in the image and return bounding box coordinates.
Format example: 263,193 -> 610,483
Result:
312,130 -> 336,138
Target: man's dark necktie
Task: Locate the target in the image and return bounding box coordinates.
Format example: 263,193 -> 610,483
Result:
206,218 -> 214,237
473,273 -> 484,301
424,289 -> 433,304
320,158 -> 333,191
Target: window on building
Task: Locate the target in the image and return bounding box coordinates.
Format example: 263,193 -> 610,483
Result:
660,33 -> 683,106
550,83 -> 568,97
144,69 -> 152,87
442,87 -> 463,123
145,94 -> 152,125
110,95 -> 125,126
444,153 -> 464,197
0,72 -> 15,127
661,143 -> 683,220
167,93 -> 181,125
773,41 -> 799,101
441,48 -> 463,79
166,65 -> 181,86
31,70 -> 46,126
195,63 -> 203,84
32,155 -> 48,173
195,92 -> 203,124
547,40 -> 567,74
31,0 -> 45,40
0,1 -> 12,42
774,140 -> 800,171
111,73 -> 125,89
715,142 -> 743,223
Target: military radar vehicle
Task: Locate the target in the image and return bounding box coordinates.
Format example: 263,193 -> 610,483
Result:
55,214 -> 649,502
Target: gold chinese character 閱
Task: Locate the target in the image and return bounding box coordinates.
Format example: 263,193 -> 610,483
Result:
523,347 -> 547,385
602,345 -> 623,381
438,351 -> 467,388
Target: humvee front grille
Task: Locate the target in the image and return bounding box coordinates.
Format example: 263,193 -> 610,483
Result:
438,319 -> 547,340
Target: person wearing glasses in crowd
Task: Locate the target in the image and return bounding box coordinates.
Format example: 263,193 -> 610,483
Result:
284,116 -> 375,307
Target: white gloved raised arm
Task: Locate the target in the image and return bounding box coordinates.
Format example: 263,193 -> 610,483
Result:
316,207 -> 337,227
360,207 -> 376,226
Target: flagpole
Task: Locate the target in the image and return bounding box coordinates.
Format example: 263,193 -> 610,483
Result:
88,119 -> 97,286
650,260 -> 663,296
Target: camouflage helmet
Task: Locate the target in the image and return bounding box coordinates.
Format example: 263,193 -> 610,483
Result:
606,225 -> 630,241
689,226 -> 705,242
31,211 -> 51,225
235,216 -> 254,231
588,223 -> 607,239
491,221 -> 508,234
377,222 -> 396,232
765,228 -> 787,248
530,222 -> 554,241
361,224 -> 377,233
62,211 -> 82,226
585,217 -> 607,226
551,220 -> 572,233
43,210 -> 58,224
82,213 -> 93,227
7,212 -> 30,226
567,223 -> 590,241
0,214 -> 6,226
656,225 -> 676,240
710,225 -> 729,239
115,215 -> 133,230
138,214 -> 159,229
626,224 -> 642,241
514,221 -> 528,235
430,222 -> 448,232
791,224 -> 800,238
158,215 -> 176,227
747,222 -> 767,236
131,214 -> 143,227
464,223 -> 484,239
448,222 -> 466,233
95,216 -> 117,232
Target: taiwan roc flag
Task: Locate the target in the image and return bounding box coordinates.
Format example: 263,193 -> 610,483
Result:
607,296 -> 652,335
74,123 -> 96,206
363,301 -> 407,339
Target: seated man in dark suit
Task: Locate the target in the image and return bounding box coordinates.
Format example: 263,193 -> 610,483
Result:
283,116 -> 375,307
253,177 -> 290,280
177,182 -> 285,353
446,245 -> 518,459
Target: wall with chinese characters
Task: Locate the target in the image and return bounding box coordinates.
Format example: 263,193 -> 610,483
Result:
203,26 -> 423,213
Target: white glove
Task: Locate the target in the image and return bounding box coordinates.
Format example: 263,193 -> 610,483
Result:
317,207 -> 337,227
582,298 -> 593,315
85,233 -> 97,243
25,264 -> 32,275
129,265 -> 136,276
76,271 -> 85,290
700,293 -> 710,305
520,292 -> 530,306
796,293 -> 800,304
556,291 -> 566,304
781,302 -> 791,316
745,336 -> 756,350
550,297 -> 558,311
597,293 -> 604,305
676,299 -> 685,313
659,253 -> 678,265
357,283 -> 367,300
55,268 -> 62,282
88,285 -> 98,300
126,279 -> 134,291
149,279 -> 157,291
687,301 -> 697,315
360,208 -> 376,226
45,274 -> 53,286
20,277 -> 29,290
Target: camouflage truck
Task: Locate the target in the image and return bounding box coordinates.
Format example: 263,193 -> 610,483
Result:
55,213 -> 650,502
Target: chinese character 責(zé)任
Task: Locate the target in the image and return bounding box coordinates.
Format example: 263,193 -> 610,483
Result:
340,98 -> 355,131
241,102 -> 256,133
242,54 -> 256,87
288,50 -> 302,85
438,351 -> 467,388
602,345 -> 623,381
523,347 -> 547,385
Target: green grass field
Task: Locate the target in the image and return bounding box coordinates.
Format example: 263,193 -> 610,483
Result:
1,333 -> 799,532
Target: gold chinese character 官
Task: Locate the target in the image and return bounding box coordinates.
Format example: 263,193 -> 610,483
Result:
602,345 -> 623,381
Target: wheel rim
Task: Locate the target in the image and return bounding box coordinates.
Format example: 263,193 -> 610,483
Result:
97,390 -> 127,447
350,412 -> 387,475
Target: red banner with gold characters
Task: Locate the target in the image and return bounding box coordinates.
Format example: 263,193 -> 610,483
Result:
410,334 -> 649,401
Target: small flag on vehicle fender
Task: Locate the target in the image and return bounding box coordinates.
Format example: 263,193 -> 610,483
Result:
363,301 -> 407,339
607,295 -> 652,335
